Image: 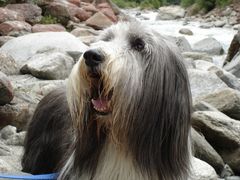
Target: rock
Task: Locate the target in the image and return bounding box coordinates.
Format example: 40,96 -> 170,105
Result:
5,131 -> 26,146
214,20 -> 226,27
0,36 -> 14,47
183,58 -> 195,69
0,159 -> 16,173
193,37 -> 224,55
188,69 -> 228,99
0,32 -> 88,65
191,128 -> 224,174
225,176 -> 240,180
71,27 -> 99,37
32,24 -> 66,33
6,3 -> 42,24
78,35 -> 96,46
81,2 -> 98,13
229,16 -> 238,26
182,52 -> 213,62
0,125 -> 16,140
224,52 -> 240,78
0,21 -> 32,37
156,6 -> 185,20
200,22 -> 214,29
85,11 -> 113,30
179,28 -> 193,35
0,141 -> 11,156
194,60 -> 219,71
0,71 -> 14,106
97,3 -> 117,22
75,8 -> 92,21
195,88 -> 240,120
0,53 -> 18,75
221,164 -> 234,178
192,111 -> 240,174
166,36 -> 192,52
193,101 -> 219,112
68,0 -> 81,6
0,8 -> 25,23
233,24 -> 240,30
191,157 -> 218,180
21,51 -> 74,80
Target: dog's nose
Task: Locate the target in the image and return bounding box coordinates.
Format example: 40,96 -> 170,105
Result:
84,49 -> 104,67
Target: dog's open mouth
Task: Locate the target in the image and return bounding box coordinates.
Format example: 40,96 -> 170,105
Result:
90,75 -> 113,115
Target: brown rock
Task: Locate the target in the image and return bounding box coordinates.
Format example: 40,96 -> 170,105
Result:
32,24 -> 66,32
6,4 -> 42,24
81,2 -> 98,13
75,8 -> 92,21
85,11 -> 113,30
0,72 -> 14,106
97,3 -> 117,22
0,21 -> 31,37
0,8 -> 25,23
68,0 -> 81,6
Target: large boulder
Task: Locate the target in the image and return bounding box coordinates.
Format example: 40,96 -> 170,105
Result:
0,8 -> 25,23
6,3 -> 42,24
0,53 -> 18,75
191,157 -> 218,180
156,6 -> 185,20
188,69 -> 228,99
85,11 -> 113,30
191,128 -> 224,174
0,32 -> 88,65
21,50 -> 74,80
224,52 -> 240,78
195,88 -> 240,120
0,71 -> 14,106
0,21 -> 32,37
193,37 -> 224,55
192,111 -> 240,174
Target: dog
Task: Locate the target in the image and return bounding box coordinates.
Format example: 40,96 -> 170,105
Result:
22,22 -> 192,180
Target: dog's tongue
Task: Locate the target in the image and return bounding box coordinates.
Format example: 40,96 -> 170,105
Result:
91,98 -> 109,112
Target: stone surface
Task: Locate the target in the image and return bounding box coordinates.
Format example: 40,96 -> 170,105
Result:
156,5 -> 185,20
195,88 -> 240,120
6,3 -> 42,24
182,52 -> 213,62
21,51 -> 74,80
192,111 -> 240,174
0,8 -> 25,23
97,2 -> 117,22
0,71 -> 14,106
191,128 -> 224,174
191,157 -> 218,180
71,27 -> 99,37
193,37 -> 224,55
200,22 -> 214,29
179,28 -> 193,35
0,32 -> 88,65
32,24 -> 66,33
188,69 -> 228,99
75,7 -> 92,21
214,20 -> 226,27
85,11 -> 113,30
0,53 -> 18,75
0,36 -> 14,47
0,21 -> 31,37
224,52 -> 240,78
167,36 -> 192,52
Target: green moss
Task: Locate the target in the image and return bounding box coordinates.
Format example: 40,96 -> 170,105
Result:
40,15 -> 60,24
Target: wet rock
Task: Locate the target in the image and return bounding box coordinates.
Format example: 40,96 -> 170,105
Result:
182,52 -> 213,62
0,36 -> 14,47
0,21 -> 31,37
224,52 -> 240,78
188,69 -> 228,99
21,51 -> 74,80
214,20 -> 226,27
32,24 -> 66,33
179,28 -> 193,35
0,32 -> 88,65
0,71 -> 14,106
200,22 -> 214,29
193,37 -> 224,55
167,36 -> 192,52
86,11 -> 113,30
6,3 -> 42,24
0,8 -> 25,23
156,6 -> 185,20
0,53 -> 18,75
191,157 -> 218,180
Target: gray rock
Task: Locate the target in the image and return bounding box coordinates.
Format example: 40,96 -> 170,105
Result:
188,69 -> 228,99
0,36 -> 14,47
183,58 -> 195,69
200,23 -> 214,29
156,6 -> 185,20
191,157 -> 218,180
0,71 -> 14,105
214,20 -> 226,27
21,51 -> 74,80
233,24 -> 240,30
224,52 -> 240,78
0,32 -> 88,65
221,164 -> 234,178
193,101 -> 219,112
0,125 -> 16,140
193,37 -> 224,55
0,53 -> 18,75
5,131 -> 26,146
179,28 -> 193,35
0,159 -> 16,173
194,60 -> 219,71
225,176 -> 240,180
195,88 -> 240,120
71,27 -> 99,37
166,36 -> 192,52
182,52 -> 213,62
0,142 -> 11,156
78,36 -> 96,46
215,70 -> 240,91
191,128 -> 224,174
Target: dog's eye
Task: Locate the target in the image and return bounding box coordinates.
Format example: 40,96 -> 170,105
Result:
132,38 -> 145,51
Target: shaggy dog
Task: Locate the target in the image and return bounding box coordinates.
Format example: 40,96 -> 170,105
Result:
22,22 -> 192,180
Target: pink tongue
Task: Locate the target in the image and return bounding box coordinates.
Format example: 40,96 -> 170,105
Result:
91,98 -> 108,110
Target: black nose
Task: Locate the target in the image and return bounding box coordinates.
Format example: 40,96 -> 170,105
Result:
83,49 -> 104,67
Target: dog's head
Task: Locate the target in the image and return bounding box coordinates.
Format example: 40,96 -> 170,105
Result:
67,21 -> 192,179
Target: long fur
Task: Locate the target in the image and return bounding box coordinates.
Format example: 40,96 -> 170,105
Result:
22,22 -> 192,180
